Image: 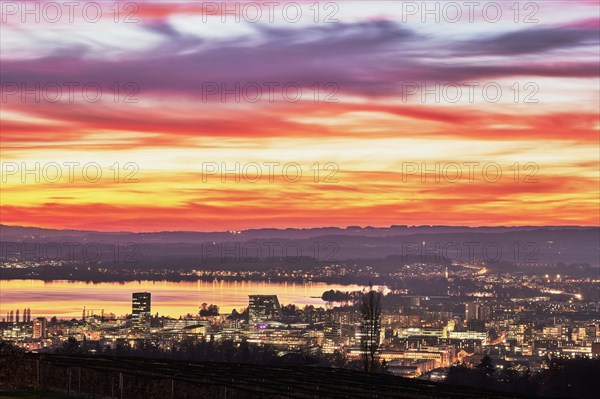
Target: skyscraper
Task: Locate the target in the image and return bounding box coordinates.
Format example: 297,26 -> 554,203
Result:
33,317 -> 47,339
248,295 -> 283,325
357,318 -> 381,350
465,302 -> 478,321
465,302 -> 491,322
323,321 -> 341,354
132,292 -> 151,331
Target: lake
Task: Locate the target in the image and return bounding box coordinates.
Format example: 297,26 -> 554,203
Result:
0,279 -> 371,319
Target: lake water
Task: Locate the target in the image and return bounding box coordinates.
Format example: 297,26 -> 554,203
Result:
0,279 -> 370,319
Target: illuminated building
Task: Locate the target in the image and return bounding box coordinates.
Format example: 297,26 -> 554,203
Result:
465,302 -> 491,321
33,317 -> 47,339
448,330 -> 488,345
379,346 -> 455,368
248,295 -> 282,325
386,358 -> 436,378
322,321 -> 341,354
247,323 -> 309,350
132,292 -> 151,331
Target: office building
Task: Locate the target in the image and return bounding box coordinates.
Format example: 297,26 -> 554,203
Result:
33,317 -> 47,339
248,295 -> 282,325
323,321 -> 341,354
132,292 -> 151,331
465,302 -> 491,321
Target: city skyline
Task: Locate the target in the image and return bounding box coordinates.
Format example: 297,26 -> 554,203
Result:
2,225 -> 599,397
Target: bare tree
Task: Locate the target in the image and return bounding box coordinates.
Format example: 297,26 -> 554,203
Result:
360,282 -> 382,373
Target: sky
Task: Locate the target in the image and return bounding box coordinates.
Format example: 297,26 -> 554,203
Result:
1,0 -> 599,232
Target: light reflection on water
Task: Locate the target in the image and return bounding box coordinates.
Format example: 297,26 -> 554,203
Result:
0,279 -> 373,318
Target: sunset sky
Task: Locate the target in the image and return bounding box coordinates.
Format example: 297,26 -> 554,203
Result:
1,0 -> 599,231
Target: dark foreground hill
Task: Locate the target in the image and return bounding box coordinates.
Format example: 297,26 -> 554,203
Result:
4,353 -> 537,399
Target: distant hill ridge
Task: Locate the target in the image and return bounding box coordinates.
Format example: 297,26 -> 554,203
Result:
2,224 -> 598,266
